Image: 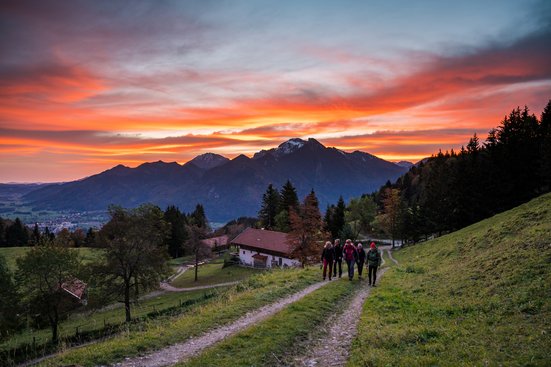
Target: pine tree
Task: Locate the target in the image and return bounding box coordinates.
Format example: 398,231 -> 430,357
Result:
258,184 -> 280,230
275,180 -> 299,232
190,204 -> 210,230
279,180 -> 299,213
5,218 -> 28,246
0,254 -> 21,335
539,100 -> 551,191
164,206 -> 188,258
333,196 -> 346,240
30,223 -> 41,246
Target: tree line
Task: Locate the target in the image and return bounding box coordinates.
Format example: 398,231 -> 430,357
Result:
372,101 -> 551,244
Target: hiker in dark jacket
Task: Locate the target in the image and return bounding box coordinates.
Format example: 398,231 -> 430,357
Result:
343,239 -> 358,280
356,243 -> 365,279
332,239 -> 343,278
320,241 -> 334,281
366,242 -> 382,286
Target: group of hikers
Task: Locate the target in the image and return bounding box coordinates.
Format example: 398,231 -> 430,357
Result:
320,239 -> 382,286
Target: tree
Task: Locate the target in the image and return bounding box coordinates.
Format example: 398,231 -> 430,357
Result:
185,224 -> 211,282
30,223 -> 41,246
15,239 -> 81,343
345,195 -> 377,240
375,188 -> 403,248
5,218 -> 28,247
259,184 -> 280,230
96,204 -> 169,322
84,227 -> 97,247
333,196 -> 346,240
540,100 -> 551,191
164,206 -> 188,258
287,190 -> 326,267
190,204 -> 210,231
275,180 -> 300,232
0,254 -> 20,338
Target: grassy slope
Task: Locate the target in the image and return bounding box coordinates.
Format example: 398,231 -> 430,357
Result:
36,267 -> 320,367
349,193 -> 551,366
171,258 -> 261,288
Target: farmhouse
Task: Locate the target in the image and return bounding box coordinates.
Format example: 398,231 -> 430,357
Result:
231,227 -> 300,268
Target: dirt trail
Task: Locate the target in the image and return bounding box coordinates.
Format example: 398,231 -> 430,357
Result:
386,249 -> 399,265
294,250 -> 398,367
112,280 -> 333,367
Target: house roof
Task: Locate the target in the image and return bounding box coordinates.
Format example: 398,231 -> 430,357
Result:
201,235 -> 229,248
231,228 -> 291,256
61,278 -> 87,300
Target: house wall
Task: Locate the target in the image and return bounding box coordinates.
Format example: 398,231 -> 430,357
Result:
238,248 -> 300,268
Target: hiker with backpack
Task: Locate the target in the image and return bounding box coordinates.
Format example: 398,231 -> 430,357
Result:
320,241 -> 334,281
333,238 -> 343,279
366,242 -> 382,286
343,239 -> 358,281
356,242 -> 365,279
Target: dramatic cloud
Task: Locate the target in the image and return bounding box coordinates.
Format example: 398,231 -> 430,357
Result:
0,0 -> 550,181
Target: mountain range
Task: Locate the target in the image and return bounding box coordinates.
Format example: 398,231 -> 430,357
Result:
22,138 -> 410,222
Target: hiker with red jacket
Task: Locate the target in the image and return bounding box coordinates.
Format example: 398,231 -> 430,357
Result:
332,239 -> 343,278
366,242 -> 382,286
343,239 -> 358,281
356,242 -> 366,279
320,241 -> 334,281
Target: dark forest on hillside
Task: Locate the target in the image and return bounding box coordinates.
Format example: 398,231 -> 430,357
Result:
372,101 -> 551,243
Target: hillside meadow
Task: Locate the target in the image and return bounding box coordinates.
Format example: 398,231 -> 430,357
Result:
349,193 -> 551,366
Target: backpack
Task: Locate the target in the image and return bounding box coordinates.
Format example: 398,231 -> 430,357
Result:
343,244 -> 356,261
367,249 -> 379,263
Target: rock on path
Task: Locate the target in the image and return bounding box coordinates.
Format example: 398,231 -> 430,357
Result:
112,279 -> 333,367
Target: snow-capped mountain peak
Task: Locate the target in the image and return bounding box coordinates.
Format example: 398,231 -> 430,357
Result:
189,153 -> 229,170
274,138 -> 306,156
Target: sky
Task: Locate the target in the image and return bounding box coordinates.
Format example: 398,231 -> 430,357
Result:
1,0 -> 550,182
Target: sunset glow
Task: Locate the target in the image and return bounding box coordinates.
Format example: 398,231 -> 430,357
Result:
1,0 -> 550,182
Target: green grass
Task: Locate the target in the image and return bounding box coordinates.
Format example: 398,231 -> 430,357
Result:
167,255 -> 195,266
34,267 -> 320,367
348,193 -> 551,367
0,246 -> 101,272
180,278 -> 357,367
171,259 -> 261,288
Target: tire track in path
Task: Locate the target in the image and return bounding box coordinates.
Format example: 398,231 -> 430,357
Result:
112,279 -> 334,367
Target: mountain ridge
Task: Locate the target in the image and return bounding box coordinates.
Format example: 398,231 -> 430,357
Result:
22,138 -> 408,222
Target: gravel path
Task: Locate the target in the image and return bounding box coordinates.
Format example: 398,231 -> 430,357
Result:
112,279 -> 333,367
294,249 -> 398,367
293,269 -> 387,367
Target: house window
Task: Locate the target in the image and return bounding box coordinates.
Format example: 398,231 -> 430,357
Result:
279,257 -> 283,266
243,251 -> 245,255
